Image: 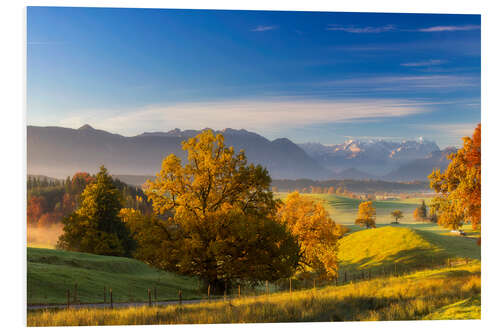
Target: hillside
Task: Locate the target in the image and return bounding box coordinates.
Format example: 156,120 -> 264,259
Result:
28,247 -> 203,304
337,226 -> 480,273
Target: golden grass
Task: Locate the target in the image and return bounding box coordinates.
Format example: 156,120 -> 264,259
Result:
28,263 -> 480,326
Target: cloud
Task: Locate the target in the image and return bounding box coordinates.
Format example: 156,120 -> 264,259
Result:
424,122 -> 479,138
326,25 -> 395,33
251,25 -> 278,32
60,98 -> 431,136
319,74 -> 479,92
401,59 -> 447,67
418,25 -> 480,32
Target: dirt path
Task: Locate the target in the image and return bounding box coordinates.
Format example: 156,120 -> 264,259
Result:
27,298 -> 221,311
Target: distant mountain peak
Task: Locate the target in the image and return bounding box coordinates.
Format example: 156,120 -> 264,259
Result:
78,124 -> 95,131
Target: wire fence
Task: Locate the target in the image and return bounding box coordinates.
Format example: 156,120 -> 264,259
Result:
28,256 -> 476,309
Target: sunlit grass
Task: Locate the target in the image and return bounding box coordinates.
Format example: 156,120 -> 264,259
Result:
27,263 -> 480,326
337,226 -> 480,275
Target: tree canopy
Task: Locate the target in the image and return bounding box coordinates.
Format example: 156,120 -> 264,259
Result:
140,130 -> 300,292
391,209 -> 403,223
277,192 -> 342,279
355,201 -> 376,228
57,166 -> 135,257
429,124 -> 481,231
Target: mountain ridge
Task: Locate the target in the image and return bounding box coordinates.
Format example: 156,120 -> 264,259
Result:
27,125 -> 452,181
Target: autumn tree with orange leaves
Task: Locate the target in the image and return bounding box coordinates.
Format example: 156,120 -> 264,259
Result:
355,201 -> 376,229
141,130 -> 300,292
429,124 -> 481,232
277,192 -> 343,279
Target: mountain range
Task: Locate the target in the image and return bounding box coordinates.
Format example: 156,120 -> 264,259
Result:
27,125 -> 455,181
27,125 -> 331,180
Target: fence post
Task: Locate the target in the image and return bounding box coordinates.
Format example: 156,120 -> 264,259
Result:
289,278 -> 292,294
67,289 -> 70,309
110,288 -> 113,309
238,284 -> 241,298
208,284 -> 211,302
178,289 -> 182,306
148,288 -> 152,306
224,280 -> 228,300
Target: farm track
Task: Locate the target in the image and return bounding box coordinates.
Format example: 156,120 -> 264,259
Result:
28,297 -> 219,311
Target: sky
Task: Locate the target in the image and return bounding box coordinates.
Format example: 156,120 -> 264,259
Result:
27,7 -> 481,148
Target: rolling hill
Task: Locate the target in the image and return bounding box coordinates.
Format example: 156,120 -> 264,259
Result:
27,247 -> 203,304
337,226 -> 480,273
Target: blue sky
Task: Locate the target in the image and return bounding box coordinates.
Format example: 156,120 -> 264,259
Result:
27,7 -> 480,147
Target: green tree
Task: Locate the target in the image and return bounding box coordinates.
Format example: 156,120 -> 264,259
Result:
141,130 -> 300,292
57,166 -> 135,257
355,201 -> 376,228
391,209 -> 403,223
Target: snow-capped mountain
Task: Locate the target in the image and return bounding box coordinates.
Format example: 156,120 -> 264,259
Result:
299,138 -> 441,176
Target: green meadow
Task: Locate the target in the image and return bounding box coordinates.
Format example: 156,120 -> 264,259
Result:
27,247 -> 204,305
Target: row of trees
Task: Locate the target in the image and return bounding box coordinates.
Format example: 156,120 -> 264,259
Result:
27,172 -> 151,227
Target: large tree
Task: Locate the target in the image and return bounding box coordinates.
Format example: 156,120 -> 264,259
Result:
277,192 -> 341,279
355,201 -> 376,229
429,124 -> 481,231
57,166 -> 135,257
142,130 -> 300,292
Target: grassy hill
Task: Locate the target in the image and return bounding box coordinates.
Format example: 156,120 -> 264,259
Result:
28,247 -> 203,305
337,226 -> 480,274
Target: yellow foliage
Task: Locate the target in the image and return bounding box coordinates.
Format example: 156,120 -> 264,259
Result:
355,201 -> 376,228
277,192 -> 340,279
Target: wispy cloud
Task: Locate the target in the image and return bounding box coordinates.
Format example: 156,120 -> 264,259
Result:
401,59 -> 447,67
418,25 -> 480,32
326,24 -> 395,33
319,74 -> 479,92
251,25 -> 278,32
60,98 -> 431,136
421,122 -> 479,140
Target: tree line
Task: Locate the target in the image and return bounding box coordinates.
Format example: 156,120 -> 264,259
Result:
27,172 -> 151,227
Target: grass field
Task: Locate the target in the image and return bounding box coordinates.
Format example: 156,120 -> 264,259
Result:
337,226 -> 480,275
27,262 -> 480,326
276,193 -> 480,238
27,247 -> 204,305
27,192 -> 481,323
275,192 -> 431,226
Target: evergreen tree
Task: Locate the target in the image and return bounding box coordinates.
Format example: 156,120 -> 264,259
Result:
57,166 -> 135,257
